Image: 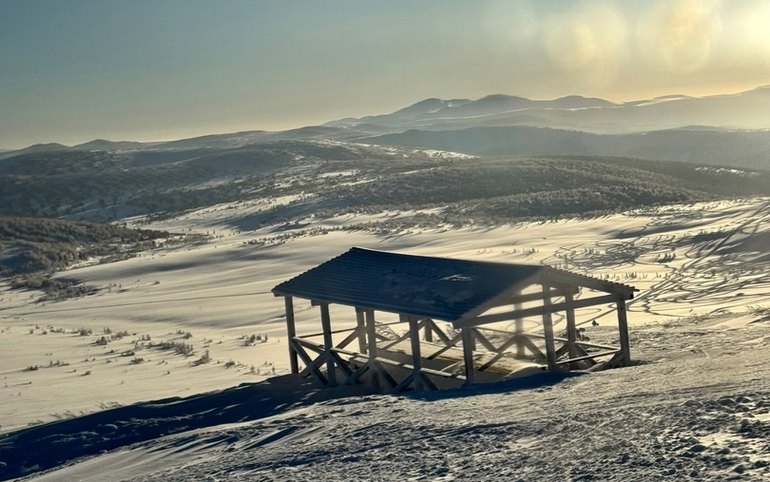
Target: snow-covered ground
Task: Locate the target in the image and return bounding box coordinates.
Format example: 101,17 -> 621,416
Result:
2,197 -> 770,480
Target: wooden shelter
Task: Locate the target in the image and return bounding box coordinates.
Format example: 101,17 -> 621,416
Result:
272,247 -> 637,392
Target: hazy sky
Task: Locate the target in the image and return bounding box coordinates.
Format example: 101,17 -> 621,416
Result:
2,0 -> 770,148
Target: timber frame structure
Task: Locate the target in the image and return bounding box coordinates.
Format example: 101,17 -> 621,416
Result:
272,247 -> 637,392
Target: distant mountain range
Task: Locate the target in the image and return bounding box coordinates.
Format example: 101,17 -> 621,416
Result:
3,85 -> 770,172
327,85 -> 770,134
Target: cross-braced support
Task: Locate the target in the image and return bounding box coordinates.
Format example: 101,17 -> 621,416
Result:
278,263 -> 635,394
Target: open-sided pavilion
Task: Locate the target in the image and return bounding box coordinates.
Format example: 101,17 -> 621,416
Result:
272,247 -> 637,392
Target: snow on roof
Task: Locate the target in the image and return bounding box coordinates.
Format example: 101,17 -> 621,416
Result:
272,247 -> 635,323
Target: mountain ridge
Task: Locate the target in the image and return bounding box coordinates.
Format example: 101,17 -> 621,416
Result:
4,85 -> 770,156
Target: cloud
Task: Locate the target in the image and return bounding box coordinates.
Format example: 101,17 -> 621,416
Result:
637,0 -> 722,74
543,3 -> 626,87
723,0 -> 770,71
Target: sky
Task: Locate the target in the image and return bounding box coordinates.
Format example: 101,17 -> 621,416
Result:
2,0 -> 770,149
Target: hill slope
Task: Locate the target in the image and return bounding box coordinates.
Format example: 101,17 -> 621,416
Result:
362,126 -> 770,170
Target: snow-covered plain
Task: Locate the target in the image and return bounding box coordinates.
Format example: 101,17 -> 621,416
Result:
2,196 -> 770,480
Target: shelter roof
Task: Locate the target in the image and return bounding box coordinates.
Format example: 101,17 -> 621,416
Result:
272,247 -> 635,323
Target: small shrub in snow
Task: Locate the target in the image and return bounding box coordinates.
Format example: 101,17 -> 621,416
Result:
151,341 -> 194,356
192,350 -> 211,366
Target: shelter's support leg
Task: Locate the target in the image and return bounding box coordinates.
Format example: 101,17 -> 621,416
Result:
284,296 -> 299,375
514,291 -> 524,358
616,298 -> 631,366
383,318 -> 425,350
319,303 -> 337,386
462,327 -> 475,384
365,309 -> 380,391
408,316 -> 426,391
424,318 -> 433,343
565,293 -> 578,370
355,308 -> 367,354
541,281 -> 558,371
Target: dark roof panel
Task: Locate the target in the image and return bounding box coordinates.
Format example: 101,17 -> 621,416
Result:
273,247 -> 636,322
274,248 -> 526,321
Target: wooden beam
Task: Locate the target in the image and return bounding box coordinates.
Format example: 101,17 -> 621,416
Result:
382,319 -> 424,350
425,318 -> 451,345
565,292 -> 578,369
333,327 -> 363,353
355,308 -> 367,354
365,309 -> 379,391
462,327 -> 475,384
471,328 -> 498,352
373,362 -> 397,389
338,350 -> 466,381
319,303 -> 337,386
293,336 -> 325,354
506,288 -> 577,305
616,297 -> 631,365
477,333 -> 520,371
514,291 -> 525,358
392,373 -> 416,392
545,268 -> 636,298
456,294 -> 619,328
556,349 -> 619,365
541,278 -> 558,371
408,316 -> 424,391
424,318 -> 433,343
425,331 -> 463,360
515,336 -> 545,362
527,333 -> 619,352
284,296 -> 299,375
418,372 -> 439,391
290,338 -> 328,385
328,350 -> 353,377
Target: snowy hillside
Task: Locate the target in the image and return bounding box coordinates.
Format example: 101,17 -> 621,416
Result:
1,197 -> 769,480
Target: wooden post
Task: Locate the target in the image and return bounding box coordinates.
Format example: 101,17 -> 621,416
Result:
565,292 -> 578,367
541,280 -> 558,370
319,303 -> 337,386
355,307 -> 367,354
462,327 -> 475,383
514,291 -> 524,358
616,297 -> 631,365
365,309 -> 379,390
284,296 -> 299,375
408,316 -> 424,391
424,318 -> 433,343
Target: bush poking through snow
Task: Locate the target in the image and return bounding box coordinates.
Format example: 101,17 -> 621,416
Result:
192,350 -> 211,366
150,341 -> 194,356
